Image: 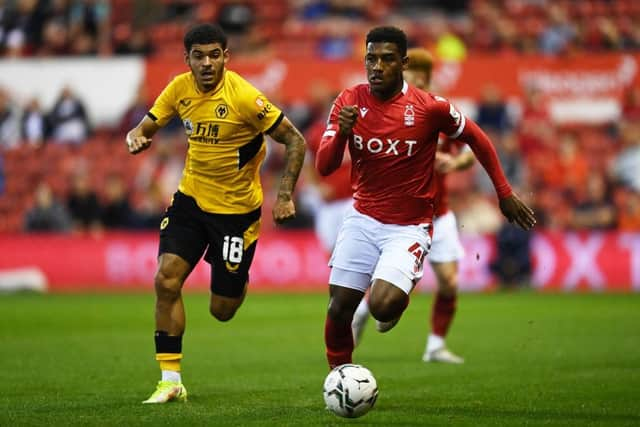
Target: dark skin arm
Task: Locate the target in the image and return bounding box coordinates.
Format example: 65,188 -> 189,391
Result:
268,117 -> 307,223
126,115 -> 159,154
499,195 -> 536,230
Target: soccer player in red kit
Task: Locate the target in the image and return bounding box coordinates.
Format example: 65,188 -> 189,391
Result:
351,48 -> 475,363
316,26 -> 535,369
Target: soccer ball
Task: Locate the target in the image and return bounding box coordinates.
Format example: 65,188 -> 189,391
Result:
323,363 -> 378,418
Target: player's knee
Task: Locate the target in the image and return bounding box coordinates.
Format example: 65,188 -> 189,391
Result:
327,294 -> 361,322
209,305 -> 237,322
154,271 -> 182,300
369,293 -> 407,322
438,272 -> 458,296
209,297 -> 242,322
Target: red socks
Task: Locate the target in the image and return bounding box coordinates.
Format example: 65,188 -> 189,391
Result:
431,292 -> 457,337
325,316 -> 354,369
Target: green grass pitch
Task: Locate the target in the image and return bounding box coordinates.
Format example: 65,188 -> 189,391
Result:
1,291 -> 639,426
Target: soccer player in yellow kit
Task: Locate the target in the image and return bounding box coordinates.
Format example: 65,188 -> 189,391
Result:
126,24 -> 306,403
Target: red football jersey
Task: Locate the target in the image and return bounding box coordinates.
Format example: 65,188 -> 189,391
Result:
322,82 -> 465,225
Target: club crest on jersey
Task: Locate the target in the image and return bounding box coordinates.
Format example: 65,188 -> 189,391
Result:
215,104 -> 228,119
183,119 -> 193,135
404,104 -> 415,126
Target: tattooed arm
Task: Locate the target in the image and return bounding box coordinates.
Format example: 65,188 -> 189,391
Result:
267,116 -> 307,224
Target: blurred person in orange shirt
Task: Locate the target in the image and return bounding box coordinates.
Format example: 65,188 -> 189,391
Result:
615,186 -> 640,230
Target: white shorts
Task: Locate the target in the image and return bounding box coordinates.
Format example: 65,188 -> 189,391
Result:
314,198 -> 353,253
427,210 -> 465,263
328,206 -> 432,295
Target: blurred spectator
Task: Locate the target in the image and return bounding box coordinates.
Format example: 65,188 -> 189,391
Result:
296,0 -> 369,20
66,169 -> 101,232
0,86 -> 19,148
477,131 -> 526,194
542,131 -> 589,194
0,0 -> 46,57
316,18 -> 354,60
69,0 -> 110,54
614,186 -> 640,230
0,154 -> 5,195
131,181 -> 164,229
100,173 -> 133,229
217,1 -> 255,34
118,84 -> 150,136
490,223 -> 532,289
539,4 -> 576,55
517,85 -> 550,155
20,98 -> 46,145
621,86 -> 640,122
569,173 -> 616,230
39,17 -> 70,55
134,136 -> 183,205
475,84 -> 511,133
69,28 -> 96,55
611,122 -> 640,192
47,85 -> 91,143
113,28 -> 153,55
496,131 -> 526,189
24,181 -> 72,232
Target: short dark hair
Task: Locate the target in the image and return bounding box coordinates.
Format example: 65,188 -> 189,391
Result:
366,26 -> 408,57
184,23 -> 227,52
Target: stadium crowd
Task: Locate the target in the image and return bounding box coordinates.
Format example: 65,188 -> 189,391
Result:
2,1 -> 640,58
0,0 -> 639,235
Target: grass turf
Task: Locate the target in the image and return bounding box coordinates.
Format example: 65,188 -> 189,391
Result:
0,292 -> 638,426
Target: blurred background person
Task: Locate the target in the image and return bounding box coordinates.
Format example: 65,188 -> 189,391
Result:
100,173 -> 133,229
0,86 -> 19,148
20,98 -> 46,146
24,181 -> 71,232
47,85 -> 91,144
66,167 -> 101,233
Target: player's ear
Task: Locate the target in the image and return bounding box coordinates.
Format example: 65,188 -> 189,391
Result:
223,49 -> 230,65
184,49 -> 190,66
401,55 -> 409,70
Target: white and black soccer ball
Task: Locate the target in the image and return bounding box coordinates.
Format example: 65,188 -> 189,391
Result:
323,363 -> 378,418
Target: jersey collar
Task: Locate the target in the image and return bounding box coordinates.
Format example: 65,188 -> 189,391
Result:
368,80 -> 408,104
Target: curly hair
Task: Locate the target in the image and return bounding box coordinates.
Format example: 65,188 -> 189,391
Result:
365,26 -> 408,57
184,23 -> 227,52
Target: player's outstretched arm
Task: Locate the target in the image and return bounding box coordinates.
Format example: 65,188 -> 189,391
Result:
268,117 -> 307,224
499,193 -> 536,230
126,115 -> 160,155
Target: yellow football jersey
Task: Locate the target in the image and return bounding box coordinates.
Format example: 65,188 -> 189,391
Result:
148,70 -> 284,214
